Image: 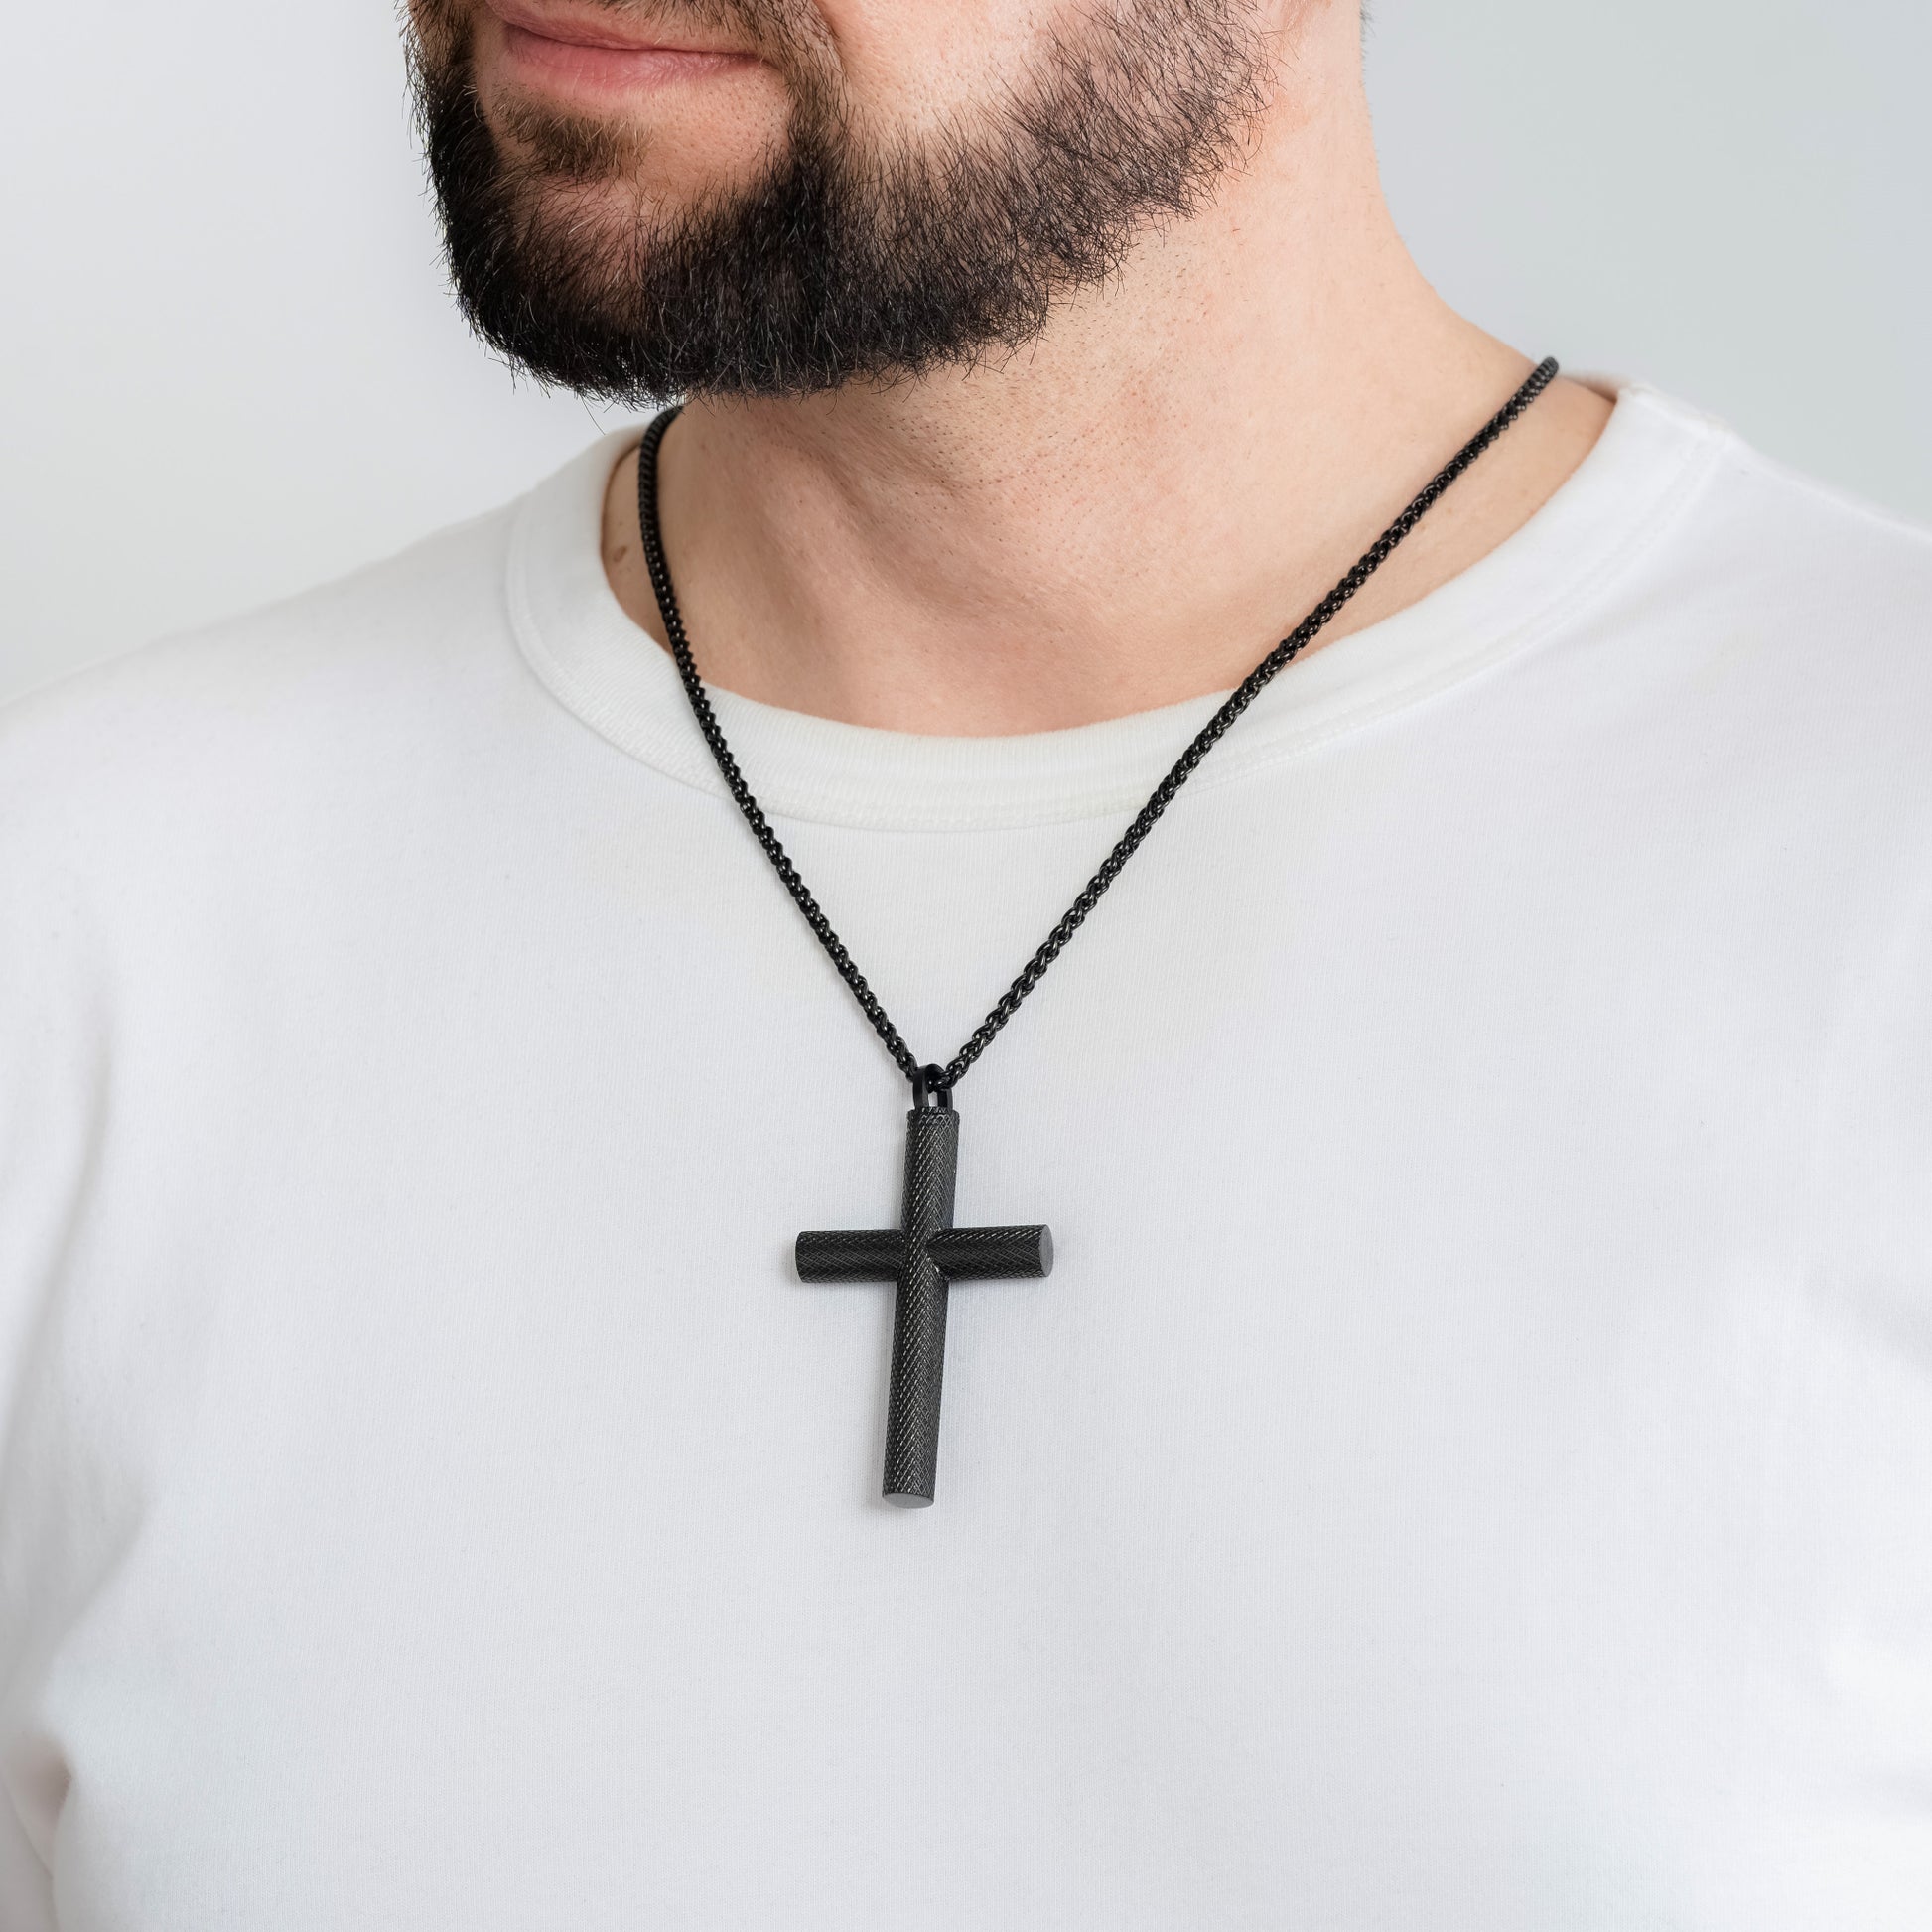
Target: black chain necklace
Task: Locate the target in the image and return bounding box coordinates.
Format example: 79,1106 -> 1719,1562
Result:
636,356 -> 1557,1505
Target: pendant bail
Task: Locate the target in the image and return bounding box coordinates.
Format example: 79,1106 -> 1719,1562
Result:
911,1063 -> 955,1111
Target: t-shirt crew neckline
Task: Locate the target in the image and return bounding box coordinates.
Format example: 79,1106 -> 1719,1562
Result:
507,378 -> 1723,833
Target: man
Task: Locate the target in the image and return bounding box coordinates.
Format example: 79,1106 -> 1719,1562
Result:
1,0 -> 1927,1922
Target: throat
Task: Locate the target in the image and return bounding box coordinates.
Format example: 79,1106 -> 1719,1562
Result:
600,365 -> 1611,737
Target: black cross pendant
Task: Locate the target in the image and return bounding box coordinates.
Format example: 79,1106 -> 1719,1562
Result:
795,1070 -> 1053,1507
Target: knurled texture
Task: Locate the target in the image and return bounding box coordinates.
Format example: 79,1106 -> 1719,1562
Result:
882,1109 -> 960,1501
900,1109 -> 959,1240
925,1225 -> 1053,1280
883,1250 -> 948,1502
795,1229 -> 905,1281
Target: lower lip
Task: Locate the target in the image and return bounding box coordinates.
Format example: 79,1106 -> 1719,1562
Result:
498,21 -> 760,95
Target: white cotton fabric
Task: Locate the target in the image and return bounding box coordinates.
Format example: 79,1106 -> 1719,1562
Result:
2,381 -> 1930,1930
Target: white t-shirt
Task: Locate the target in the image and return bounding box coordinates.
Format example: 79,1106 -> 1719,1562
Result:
2,382 -> 1929,1930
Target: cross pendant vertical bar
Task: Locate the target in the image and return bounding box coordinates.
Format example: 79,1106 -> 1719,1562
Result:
796,1077 -> 1053,1506
882,1102 -> 960,1503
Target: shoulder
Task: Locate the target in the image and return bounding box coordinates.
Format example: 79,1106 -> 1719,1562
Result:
0,487 -> 553,917
1,498 -> 515,813
0,489 -> 560,1063
1615,385 -> 1932,653
1566,386 -> 1932,807
1588,390 -> 1932,1013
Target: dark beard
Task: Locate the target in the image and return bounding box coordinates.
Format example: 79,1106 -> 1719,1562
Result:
412,1 -> 1271,402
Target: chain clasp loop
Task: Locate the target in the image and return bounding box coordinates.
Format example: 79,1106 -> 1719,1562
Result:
911,1064 -> 955,1111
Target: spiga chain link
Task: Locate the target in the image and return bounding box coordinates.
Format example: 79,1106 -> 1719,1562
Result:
637,357 -> 1558,1096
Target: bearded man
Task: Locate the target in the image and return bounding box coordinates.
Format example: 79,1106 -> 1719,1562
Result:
1,0 -> 1928,1923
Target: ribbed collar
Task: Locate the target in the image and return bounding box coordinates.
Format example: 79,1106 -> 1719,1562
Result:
507,379 -> 1722,831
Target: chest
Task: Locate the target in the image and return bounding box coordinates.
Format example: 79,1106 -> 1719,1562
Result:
9,773 -> 1877,1927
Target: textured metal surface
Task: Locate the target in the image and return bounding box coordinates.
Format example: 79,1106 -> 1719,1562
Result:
795,1103 -> 1054,1505
881,1107 -> 959,1506
925,1225 -> 1053,1280
636,358 -> 1558,1099
795,1228 -> 903,1281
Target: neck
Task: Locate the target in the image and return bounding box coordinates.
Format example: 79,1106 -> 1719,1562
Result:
604,5 -> 1610,736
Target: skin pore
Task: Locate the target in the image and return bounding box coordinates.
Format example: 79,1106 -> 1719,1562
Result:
448,0 -> 1613,734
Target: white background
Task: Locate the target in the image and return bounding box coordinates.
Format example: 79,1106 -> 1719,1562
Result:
2,0 -> 1926,707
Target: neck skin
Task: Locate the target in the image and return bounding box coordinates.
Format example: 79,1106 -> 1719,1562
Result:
603,2 -> 1611,737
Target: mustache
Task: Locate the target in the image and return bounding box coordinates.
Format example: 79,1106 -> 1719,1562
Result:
408,0 -> 845,193
411,0 -> 829,67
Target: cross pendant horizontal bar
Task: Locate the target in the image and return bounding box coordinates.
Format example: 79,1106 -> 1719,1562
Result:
796,1100 -> 1052,1507
796,1224 -> 1054,1281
